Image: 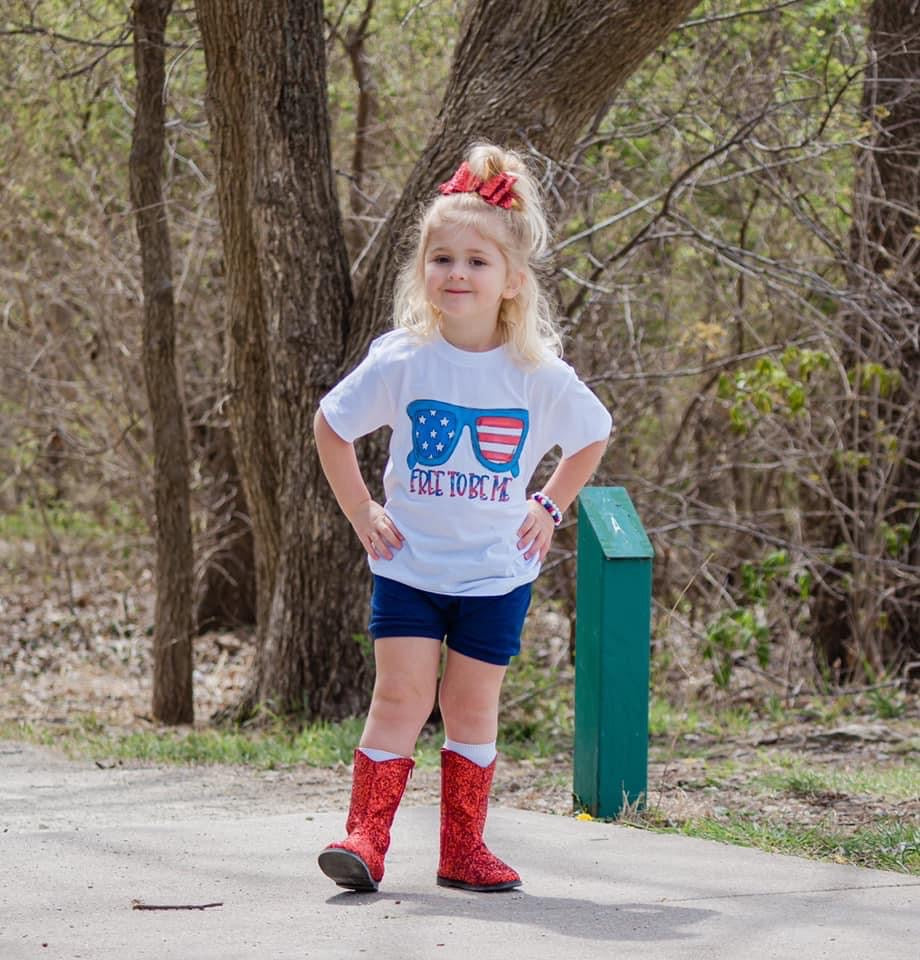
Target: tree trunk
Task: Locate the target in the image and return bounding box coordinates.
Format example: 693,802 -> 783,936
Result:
196,0 -> 371,719
193,421 -> 256,632
195,0 -> 699,721
194,6 -> 280,642
243,0 -> 371,716
811,0 -> 920,676
130,0 -> 194,724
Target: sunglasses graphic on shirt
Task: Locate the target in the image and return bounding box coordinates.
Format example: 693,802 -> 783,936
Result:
405,399 -> 529,477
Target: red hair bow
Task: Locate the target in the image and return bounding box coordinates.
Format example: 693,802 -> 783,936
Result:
438,162 -> 518,209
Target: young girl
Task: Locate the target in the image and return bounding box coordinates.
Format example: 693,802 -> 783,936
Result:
313,143 -> 611,894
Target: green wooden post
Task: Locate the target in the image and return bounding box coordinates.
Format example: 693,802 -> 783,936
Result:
573,487 -> 654,818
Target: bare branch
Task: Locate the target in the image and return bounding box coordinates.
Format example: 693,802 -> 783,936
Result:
678,0 -> 811,31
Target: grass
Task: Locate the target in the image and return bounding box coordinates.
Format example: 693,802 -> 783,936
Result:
0,708 -> 563,770
648,696 -> 770,751
756,755 -> 920,802
635,742 -> 920,874
0,499 -> 145,541
0,715 -> 442,771
657,749 -> 920,805
659,815 -> 919,875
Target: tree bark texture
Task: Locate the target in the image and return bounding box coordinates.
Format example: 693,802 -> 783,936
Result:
195,0 -> 699,720
194,7 -> 280,640
812,0 -> 919,673
130,0 -> 194,724
196,0 -> 370,719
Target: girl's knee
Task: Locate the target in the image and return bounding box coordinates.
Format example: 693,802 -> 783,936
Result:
371,677 -> 435,723
438,684 -> 497,729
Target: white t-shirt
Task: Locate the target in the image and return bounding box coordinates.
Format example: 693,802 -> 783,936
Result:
320,328 -> 612,596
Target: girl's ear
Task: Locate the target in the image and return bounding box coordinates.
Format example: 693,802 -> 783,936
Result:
503,269 -> 525,300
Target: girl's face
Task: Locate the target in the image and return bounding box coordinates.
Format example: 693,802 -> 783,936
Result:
424,223 -> 521,348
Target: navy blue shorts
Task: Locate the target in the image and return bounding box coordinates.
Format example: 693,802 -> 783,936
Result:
368,575 -> 533,666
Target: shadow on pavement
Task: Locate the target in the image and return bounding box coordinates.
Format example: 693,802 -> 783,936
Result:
325,889 -> 715,942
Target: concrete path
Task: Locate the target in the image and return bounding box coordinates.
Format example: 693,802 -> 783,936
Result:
1,746 -> 917,960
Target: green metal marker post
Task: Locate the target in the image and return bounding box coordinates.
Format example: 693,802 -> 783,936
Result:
573,487 -> 654,818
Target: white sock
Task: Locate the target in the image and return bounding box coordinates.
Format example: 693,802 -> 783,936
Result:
358,747 -> 406,762
444,738 -> 497,768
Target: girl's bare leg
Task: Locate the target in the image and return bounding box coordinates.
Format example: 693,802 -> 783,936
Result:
435,647 -> 520,892
360,636 -> 441,757
438,648 -> 507,744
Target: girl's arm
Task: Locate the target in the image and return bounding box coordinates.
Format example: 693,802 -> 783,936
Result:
517,438 -> 608,562
313,409 -> 404,560
540,438 -> 608,515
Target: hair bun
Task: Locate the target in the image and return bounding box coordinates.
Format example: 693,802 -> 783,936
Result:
466,143 -> 523,182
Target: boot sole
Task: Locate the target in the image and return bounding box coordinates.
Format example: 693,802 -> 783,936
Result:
437,875 -> 522,893
318,849 -> 379,892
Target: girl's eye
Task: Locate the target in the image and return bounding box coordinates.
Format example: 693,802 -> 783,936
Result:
434,256 -> 451,264
470,259 -> 487,267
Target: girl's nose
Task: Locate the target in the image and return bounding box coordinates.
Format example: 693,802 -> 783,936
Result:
448,262 -> 466,279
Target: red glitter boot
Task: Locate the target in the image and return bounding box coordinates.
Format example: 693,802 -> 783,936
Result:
318,750 -> 414,892
437,749 -> 521,892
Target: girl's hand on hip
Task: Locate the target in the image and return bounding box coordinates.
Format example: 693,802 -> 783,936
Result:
517,500 -> 555,563
348,499 -> 405,560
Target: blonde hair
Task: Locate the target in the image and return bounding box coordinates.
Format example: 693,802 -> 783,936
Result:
393,142 -> 562,365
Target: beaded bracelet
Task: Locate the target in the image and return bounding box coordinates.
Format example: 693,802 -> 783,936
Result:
531,491 -> 563,527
